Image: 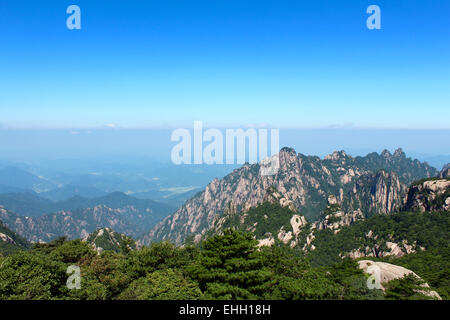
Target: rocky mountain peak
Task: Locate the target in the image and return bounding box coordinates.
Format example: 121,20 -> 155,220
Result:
393,148 -> 406,158
142,148 -> 436,246
279,147 -> 297,156
440,163 -> 450,178
324,150 -> 349,162
381,149 -> 392,158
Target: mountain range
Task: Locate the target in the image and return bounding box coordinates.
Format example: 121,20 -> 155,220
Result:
0,147 -> 447,250
143,148 -> 439,245
0,148 -> 448,300
0,192 -> 174,242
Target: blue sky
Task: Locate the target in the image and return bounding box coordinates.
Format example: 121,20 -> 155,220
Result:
0,0 -> 449,129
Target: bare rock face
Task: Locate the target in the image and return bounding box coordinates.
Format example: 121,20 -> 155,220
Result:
195,188 -> 309,248
143,148 -> 435,245
440,163 -> 450,178
314,209 -> 364,233
358,260 -> 442,300
314,195 -> 364,233
343,237 -> 424,259
0,214 -> 29,250
404,178 -> 450,212
263,187 -> 296,212
275,213 -> 308,248
327,195 -> 338,205
0,232 -> 16,244
290,214 -> 307,236
344,170 -> 406,215
257,237 -> 275,247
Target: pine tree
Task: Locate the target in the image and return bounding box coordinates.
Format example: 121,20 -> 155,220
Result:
188,229 -> 272,299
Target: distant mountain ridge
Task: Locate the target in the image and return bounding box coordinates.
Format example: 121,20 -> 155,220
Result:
0,192 -> 56,217
0,163 -> 230,206
0,192 -> 175,243
0,166 -> 55,193
39,184 -> 107,202
0,191 -> 174,218
142,148 -> 438,245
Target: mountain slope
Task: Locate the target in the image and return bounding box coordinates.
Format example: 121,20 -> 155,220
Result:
191,173 -> 449,264
143,148 -> 436,245
0,219 -> 29,255
85,227 -> 136,253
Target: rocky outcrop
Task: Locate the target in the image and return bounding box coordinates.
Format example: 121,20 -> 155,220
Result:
0,215 -> 29,252
196,194 -> 309,249
0,232 -> 15,245
85,227 -> 136,253
358,260 -> 441,299
404,178 -> 450,212
315,209 -> 364,233
344,170 -> 406,216
143,148 -> 436,245
314,195 -> 364,233
345,239 -> 423,259
274,214 -> 308,248
262,187 -> 296,212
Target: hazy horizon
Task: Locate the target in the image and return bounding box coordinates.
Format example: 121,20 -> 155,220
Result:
0,127 -> 449,170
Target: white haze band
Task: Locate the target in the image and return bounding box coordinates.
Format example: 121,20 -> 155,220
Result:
171,121 -> 280,176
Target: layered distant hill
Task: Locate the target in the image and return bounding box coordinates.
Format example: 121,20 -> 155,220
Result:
0,191 -> 174,218
0,192 -> 175,242
0,166 -> 55,193
0,192 -> 58,217
0,162 -> 236,205
143,148 -> 439,245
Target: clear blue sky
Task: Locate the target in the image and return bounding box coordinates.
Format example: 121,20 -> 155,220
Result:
0,0 -> 449,129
